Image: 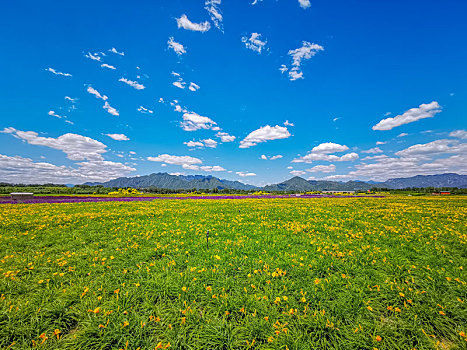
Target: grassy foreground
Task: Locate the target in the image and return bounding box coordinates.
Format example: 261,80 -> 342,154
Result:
0,197 -> 466,349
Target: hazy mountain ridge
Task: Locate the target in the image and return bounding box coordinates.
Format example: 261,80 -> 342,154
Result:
84,173 -> 467,191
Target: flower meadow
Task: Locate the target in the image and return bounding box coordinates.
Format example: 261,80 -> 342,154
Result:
0,196 -> 466,349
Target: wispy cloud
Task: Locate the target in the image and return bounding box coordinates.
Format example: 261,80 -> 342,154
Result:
147,154 -> 202,166
168,37 -> 186,55
84,52 -> 102,61
106,133 -> 129,141
237,171 -> 256,177
261,154 -> 283,160
205,0 -> 223,31
101,63 -> 116,70
306,164 -> 336,173
372,101 -> 441,131
48,110 -> 65,119
189,82 -> 200,91
87,86 -> 108,100
138,106 -> 154,114
242,33 -> 267,54
46,68 -> 72,77
109,47 -> 124,56
176,14 -> 211,32
103,102 -> 119,116
119,78 -> 145,90
282,41 -> 324,81
450,129 -> 467,140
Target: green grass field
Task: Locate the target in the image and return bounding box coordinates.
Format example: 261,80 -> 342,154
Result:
1,196 -> 466,349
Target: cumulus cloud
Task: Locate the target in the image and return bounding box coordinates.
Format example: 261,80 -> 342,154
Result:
279,65 -> 288,74
361,147 -> 383,154
237,171 -> 256,177
184,139 -> 218,149
205,0 -> 223,31
200,165 -> 225,172
103,102 -> 119,116
109,47 -> 124,56
372,101 -> 441,131
0,154 -> 135,184
216,132 -> 236,142
119,78 -> 145,90
450,130 -> 467,140
147,154 -> 202,166
189,82 -> 200,91
298,0 -> 311,9
4,127 -> 108,161
241,33 -> 267,54
176,14 -> 210,32
181,112 -> 217,131
239,125 -> 291,148
106,133 -> 129,141
101,63 -> 116,70
311,142 -> 349,154
168,37 -> 186,55
395,139 -> 467,157
283,41 -> 324,81
137,106 -> 154,114
293,152 -> 359,163
46,68 -> 72,77
87,86 -> 108,100
306,164 -> 336,173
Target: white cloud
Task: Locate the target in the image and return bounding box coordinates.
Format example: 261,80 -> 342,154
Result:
189,82 -> 200,91
106,133 -> 129,141
4,127 -> 108,161
290,170 -> 306,176
283,41 -> 324,81
181,112 -> 217,131
109,47 -> 124,56
87,86 -> 108,100
103,102 -> 119,116
376,141 -> 387,145
306,164 -> 336,173
84,52 -> 102,61
176,14 -> 210,32
239,125 -> 291,148
397,133 -> 408,137
279,65 -> 288,74
216,132 -> 236,142
147,154 -> 202,166
450,130 -> 467,140
168,37 -> 186,55
200,165 -> 225,172
241,33 -> 267,54
361,147 -> 383,154
137,106 -> 154,114
261,154 -> 283,160
298,0 -> 311,9
184,139 -> 218,149
284,120 -> 294,127
48,110 -> 65,119
119,78 -> 145,90
65,96 -> 77,103
293,152 -> 359,163
173,81 -> 186,89
169,172 -> 185,176
287,166 -> 293,169
101,63 -> 116,70
311,142 -> 349,154
205,0 -> 223,31
236,171 -> 256,177
372,101 -> 441,131
46,68 -> 72,77
0,154 -> 135,184
395,139 -> 467,158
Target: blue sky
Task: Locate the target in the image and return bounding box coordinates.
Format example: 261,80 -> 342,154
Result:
1,0 -> 466,185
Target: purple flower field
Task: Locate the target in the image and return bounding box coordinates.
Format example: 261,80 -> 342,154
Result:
0,194 -> 383,204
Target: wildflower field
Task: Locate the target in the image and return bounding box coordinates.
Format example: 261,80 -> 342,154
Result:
0,196 -> 466,349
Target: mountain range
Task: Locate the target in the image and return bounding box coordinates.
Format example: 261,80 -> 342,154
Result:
85,173 -> 467,191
